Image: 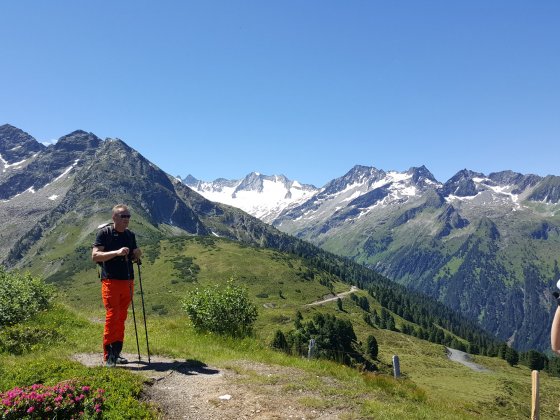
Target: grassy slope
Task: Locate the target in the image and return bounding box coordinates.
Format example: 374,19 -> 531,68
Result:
4,235 -> 560,418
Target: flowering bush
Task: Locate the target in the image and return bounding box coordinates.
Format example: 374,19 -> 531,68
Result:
0,381 -> 105,419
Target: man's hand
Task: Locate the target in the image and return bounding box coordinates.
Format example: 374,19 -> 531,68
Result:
116,247 -> 130,257
132,248 -> 142,261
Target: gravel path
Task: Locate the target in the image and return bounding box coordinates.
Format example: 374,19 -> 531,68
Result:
73,353 -> 351,419
306,286 -> 359,307
446,347 -> 490,372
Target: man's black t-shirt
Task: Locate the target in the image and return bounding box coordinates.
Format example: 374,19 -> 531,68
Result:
93,225 -> 137,280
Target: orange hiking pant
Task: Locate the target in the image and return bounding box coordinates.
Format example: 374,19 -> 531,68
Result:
101,279 -> 133,360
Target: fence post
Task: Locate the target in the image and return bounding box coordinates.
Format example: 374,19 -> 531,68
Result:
392,355 -> 401,379
531,370 -> 539,420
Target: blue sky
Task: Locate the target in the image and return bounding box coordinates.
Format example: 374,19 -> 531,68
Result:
1,1 -> 558,187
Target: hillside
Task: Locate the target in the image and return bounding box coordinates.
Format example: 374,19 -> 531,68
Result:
35,234 -> 496,353
3,123 -> 559,417
275,167 -> 560,352
3,236 -> 560,418
187,165 -> 560,352
0,124 -> 498,358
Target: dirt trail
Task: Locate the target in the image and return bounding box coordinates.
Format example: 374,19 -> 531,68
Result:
446,347 -> 490,372
73,353 -> 349,419
306,286 -> 359,306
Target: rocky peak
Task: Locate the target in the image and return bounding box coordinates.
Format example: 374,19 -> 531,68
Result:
322,165 -> 385,196
408,165 -> 439,185
71,138 -> 204,231
54,130 -> 102,153
488,170 -> 542,194
0,128 -> 105,200
182,174 -> 199,186
527,175 -> 560,203
0,124 -> 46,163
236,172 -> 265,193
442,169 -> 485,197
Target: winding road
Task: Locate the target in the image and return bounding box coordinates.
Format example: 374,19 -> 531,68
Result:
307,286 -> 360,306
446,347 -> 490,372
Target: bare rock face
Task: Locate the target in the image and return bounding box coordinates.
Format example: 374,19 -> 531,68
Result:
0,129 -> 102,200
1,125 -> 302,271
0,124 -> 45,163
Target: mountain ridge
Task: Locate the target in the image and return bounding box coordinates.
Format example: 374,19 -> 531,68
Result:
182,165 -> 560,352
2,123 -> 559,351
0,125 -> 504,358
183,171 -> 319,223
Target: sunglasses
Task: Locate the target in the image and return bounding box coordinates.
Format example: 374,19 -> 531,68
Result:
118,214 -> 131,219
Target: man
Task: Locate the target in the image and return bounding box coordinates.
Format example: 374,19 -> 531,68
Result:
92,204 -> 142,367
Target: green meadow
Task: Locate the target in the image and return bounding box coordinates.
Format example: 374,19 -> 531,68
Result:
3,235 -> 560,418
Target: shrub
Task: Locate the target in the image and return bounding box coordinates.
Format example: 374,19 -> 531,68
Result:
0,267 -> 54,328
0,381 -> 105,419
151,304 -> 168,316
0,325 -> 62,355
182,279 -> 258,337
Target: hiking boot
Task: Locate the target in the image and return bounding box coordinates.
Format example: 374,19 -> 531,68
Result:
116,355 -> 128,364
105,354 -> 117,368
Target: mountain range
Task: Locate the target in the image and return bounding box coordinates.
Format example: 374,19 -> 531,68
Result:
0,124 -> 304,271
184,164 -> 560,352
2,123 -> 558,352
183,173 -> 318,223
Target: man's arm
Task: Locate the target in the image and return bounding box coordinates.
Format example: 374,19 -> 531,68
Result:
92,245 -> 131,262
552,306 -> 560,356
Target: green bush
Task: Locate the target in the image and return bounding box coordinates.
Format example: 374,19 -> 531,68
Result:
182,279 -> 258,337
0,325 -> 62,355
0,266 -> 53,328
151,304 -> 168,316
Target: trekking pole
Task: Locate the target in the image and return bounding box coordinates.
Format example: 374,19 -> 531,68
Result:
126,256 -> 141,363
137,260 -> 151,363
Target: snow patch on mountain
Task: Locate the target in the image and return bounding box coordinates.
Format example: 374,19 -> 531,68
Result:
183,173 -> 319,223
273,166 -> 442,234
446,176 -> 521,208
8,186 -> 38,200
0,154 -> 31,172
44,159 -> 80,188
446,194 -> 480,202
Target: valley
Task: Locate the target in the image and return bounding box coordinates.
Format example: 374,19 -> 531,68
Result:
2,123 -> 560,418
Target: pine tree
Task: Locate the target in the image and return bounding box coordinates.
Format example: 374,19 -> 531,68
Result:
505,346 -> 519,367
271,330 -> 289,353
366,335 -> 378,359
526,350 -> 546,371
294,310 -> 303,329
